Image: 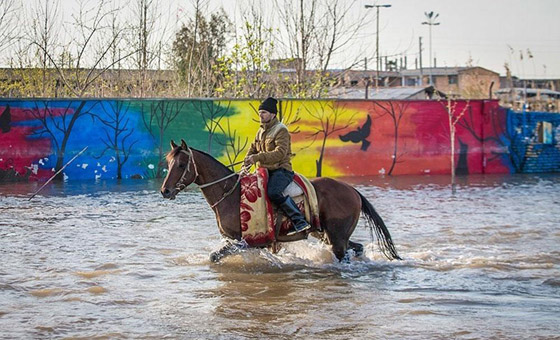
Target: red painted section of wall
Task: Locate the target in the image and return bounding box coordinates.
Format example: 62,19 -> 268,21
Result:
309,100 -> 505,176
0,106 -> 54,180
480,101 -> 511,174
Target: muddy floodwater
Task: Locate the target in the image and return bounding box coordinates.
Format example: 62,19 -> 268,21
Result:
1,174 -> 559,339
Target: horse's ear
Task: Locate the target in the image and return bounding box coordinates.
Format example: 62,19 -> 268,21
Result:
170,140 -> 178,149
180,139 -> 188,150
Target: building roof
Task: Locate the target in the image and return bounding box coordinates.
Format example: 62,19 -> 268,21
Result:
495,88 -> 560,98
328,86 -> 444,100
400,66 -> 499,77
368,87 -> 431,99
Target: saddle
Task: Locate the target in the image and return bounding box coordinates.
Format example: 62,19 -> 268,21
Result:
240,168 -> 320,247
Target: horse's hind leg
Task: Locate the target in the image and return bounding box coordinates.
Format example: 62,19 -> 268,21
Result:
331,240 -> 348,262
332,240 -> 362,262
312,177 -> 362,262
348,240 -> 364,257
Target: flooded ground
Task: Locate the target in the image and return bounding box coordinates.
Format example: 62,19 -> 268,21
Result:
1,174 -> 559,339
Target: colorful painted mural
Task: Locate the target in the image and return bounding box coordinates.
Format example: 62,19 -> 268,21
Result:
0,98 -> 558,183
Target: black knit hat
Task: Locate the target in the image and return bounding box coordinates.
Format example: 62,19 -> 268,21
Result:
258,97 -> 278,114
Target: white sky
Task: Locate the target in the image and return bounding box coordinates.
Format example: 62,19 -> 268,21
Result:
17,0 -> 560,78
369,0 -> 560,78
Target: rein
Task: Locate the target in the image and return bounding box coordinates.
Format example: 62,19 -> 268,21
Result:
174,148 -> 242,208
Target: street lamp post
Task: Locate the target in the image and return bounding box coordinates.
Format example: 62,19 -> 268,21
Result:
365,4 -> 391,92
422,11 -> 440,86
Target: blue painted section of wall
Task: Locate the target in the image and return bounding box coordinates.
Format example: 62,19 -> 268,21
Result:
506,109 -> 560,173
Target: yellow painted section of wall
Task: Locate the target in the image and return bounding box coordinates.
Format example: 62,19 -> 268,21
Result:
284,100 -> 368,178
215,100 -> 260,171
214,99 -> 368,178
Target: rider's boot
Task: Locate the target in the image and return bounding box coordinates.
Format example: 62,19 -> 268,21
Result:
279,197 -> 311,236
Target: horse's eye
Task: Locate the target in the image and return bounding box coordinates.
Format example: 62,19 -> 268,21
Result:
178,163 -> 186,169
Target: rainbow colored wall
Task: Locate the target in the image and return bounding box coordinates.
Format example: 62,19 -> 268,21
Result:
1,99 -> 558,182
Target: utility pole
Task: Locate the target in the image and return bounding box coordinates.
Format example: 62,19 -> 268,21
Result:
419,37 -> 423,86
365,4 -> 391,92
422,11 -> 440,86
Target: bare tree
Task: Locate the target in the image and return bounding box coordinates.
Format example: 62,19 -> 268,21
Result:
274,0 -> 368,97
440,98 -> 470,194
0,0 -> 18,54
129,0 -> 170,96
173,2 -> 232,97
32,0 -> 136,97
230,1 -> 276,98
275,0 -> 317,96
312,0 -> 368,97
26,0 -> 62,97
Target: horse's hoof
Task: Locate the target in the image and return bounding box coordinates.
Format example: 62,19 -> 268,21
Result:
209,252 -> 222,263
340,253 -> 351,264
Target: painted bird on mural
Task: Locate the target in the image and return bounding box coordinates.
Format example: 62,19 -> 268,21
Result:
339,115 -> 371,151
0,105 -> 11,133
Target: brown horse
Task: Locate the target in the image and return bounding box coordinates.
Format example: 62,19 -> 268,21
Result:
160,139 -> 401,262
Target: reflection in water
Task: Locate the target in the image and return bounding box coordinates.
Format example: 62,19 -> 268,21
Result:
0,174 -> 559,339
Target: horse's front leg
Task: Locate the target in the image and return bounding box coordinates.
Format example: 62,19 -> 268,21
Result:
209,239 -> 247,263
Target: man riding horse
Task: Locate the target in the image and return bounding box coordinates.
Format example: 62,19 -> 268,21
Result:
243,97 -> 311,236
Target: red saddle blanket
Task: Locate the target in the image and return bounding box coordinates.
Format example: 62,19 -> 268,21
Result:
240,168 -> 320,247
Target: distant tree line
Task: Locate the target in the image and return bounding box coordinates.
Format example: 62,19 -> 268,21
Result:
0,0 -> 370,99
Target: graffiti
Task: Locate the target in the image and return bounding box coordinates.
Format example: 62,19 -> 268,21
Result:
0,99 -> 557,183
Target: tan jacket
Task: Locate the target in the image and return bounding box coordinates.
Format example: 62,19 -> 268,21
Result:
246,117 -> 293,171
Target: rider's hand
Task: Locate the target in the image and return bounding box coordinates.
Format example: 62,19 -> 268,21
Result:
245,155 -> 256,165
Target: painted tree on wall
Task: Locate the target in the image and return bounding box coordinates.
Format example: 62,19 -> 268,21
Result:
216,118 -> 248,170
95,101 -> 138,179
25,100 -> 97,180
305,101 -> 356,177
372,101 -> 410,175
141,100 -> 184,178
278,100 -> 302,134
192,100 -> 231,154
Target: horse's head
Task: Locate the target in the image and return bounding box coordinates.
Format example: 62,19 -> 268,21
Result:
161,139 -> 198,200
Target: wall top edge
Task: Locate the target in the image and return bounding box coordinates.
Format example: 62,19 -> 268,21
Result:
0,97 -> 499,103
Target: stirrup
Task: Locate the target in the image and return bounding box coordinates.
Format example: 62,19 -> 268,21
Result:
286,222 -> 311,236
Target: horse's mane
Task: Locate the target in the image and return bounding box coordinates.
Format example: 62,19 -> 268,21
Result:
166,147 -> 233,174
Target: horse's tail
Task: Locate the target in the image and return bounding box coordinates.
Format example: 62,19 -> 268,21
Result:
356,189 -> 402,260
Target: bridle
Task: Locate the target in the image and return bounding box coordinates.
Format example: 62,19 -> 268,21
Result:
172,148 -> 198,192
171,147 -> 241,208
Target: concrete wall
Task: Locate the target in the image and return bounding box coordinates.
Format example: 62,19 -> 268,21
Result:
0,98 -> 556,182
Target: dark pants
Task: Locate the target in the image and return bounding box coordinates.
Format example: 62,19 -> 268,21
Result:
267,168 -> 294,205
